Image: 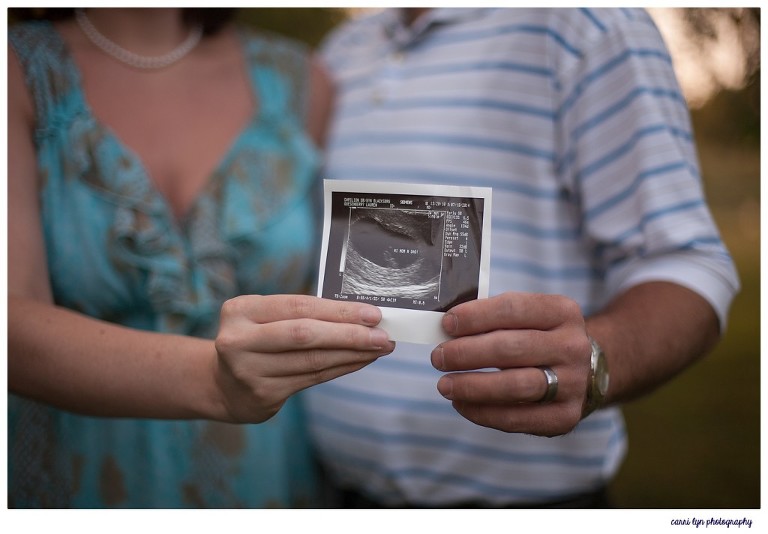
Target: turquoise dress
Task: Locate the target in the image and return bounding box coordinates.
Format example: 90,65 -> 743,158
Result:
8,21 -> 321,508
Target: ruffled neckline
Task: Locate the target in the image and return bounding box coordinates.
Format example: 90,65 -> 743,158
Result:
21,21 -> 318,335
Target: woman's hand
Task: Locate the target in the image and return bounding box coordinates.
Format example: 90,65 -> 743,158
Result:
214,294 -> 395,423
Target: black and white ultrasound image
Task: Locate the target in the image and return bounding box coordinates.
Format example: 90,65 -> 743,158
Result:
322,191 -> 485,312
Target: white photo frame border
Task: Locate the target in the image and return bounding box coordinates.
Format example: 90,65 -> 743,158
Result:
317,179 -> 492,345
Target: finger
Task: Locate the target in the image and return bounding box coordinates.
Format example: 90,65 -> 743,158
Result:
291,359 -> 383,391
221,294 -> 382,326
226,359 -> 382,422
248,348 -> 391,378
442,292 -> 584,336
221,318 -> 394,353
450,401 -> 583,437
432,329 -> 562,371
436,368 -> 551,404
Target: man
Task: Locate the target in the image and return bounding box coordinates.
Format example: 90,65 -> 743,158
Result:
305,8 -> 739,507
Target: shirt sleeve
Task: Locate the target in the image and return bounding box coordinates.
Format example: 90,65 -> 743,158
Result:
554,11 -> 740,328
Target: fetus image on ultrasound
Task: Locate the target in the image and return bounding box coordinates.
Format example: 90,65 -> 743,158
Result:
341,208 -> 443,299
321,190 -> 486,312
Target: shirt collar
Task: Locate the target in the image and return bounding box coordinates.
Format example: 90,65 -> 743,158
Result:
381,8 -> 489,48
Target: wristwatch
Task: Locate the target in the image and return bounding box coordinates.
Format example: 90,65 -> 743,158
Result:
583,336 -> 610,418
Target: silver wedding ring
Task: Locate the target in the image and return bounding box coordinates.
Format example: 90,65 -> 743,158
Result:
538,366 -> 558,403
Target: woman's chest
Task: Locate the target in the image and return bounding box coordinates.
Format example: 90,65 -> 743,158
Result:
80,56 -> 256,220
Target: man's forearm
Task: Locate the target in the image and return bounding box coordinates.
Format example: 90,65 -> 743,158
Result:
586,281 -> 720,406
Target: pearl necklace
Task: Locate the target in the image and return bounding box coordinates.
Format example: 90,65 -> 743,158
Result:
75,9 -> 203,70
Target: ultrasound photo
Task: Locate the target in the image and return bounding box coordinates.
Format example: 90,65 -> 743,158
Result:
341,208 -> 444,300
320,185 -> 489,313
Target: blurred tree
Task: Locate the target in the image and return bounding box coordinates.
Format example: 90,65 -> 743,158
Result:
683,8 -> 760,88
681,8 -> 760,147
647,7 -> 760,146
236,8 -> 348,48
691,82 -> 760,148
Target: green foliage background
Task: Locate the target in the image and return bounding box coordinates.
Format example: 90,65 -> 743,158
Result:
609,90 -> 761,508
236,8 -> 347,48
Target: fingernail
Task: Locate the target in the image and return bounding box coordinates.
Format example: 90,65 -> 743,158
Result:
437,376 -> 453,400
360,306 -> 381,326
369,327 -> 390,349
442,312 -> 458,335
431,346 -> 445,371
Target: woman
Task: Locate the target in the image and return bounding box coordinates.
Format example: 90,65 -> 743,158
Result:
7,8 -> 394,508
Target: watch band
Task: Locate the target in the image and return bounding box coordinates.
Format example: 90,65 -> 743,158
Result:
583,336 -> 609,418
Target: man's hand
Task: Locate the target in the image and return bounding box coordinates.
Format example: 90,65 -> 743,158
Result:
431,292 -> 591,436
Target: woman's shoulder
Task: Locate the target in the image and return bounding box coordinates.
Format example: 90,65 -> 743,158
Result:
9,20 -> 70,71
9,20 -> 59,51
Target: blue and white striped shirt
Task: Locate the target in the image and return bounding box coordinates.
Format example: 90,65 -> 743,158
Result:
304,7 -> 739,506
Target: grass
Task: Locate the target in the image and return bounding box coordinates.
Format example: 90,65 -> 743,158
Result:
608,139 -> 761,508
